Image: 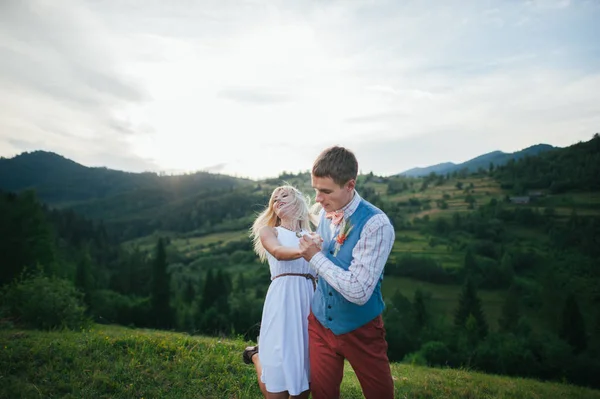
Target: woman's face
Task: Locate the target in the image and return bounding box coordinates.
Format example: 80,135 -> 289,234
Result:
272,188 -> 297,219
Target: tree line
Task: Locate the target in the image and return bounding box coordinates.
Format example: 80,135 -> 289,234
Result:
1,134 -> 599,389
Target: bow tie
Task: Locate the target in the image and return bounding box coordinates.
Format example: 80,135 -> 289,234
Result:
325,210 -> 344,226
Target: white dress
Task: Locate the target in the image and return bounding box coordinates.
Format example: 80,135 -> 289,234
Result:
258,227 -> 316,395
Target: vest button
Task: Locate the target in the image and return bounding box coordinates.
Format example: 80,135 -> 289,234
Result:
329,250 -> 334,254
328,317 -> 332,321
328,305 -> 331,309
329,292 -> 333,296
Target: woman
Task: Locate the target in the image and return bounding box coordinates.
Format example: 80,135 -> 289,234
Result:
243,185 -> 317,399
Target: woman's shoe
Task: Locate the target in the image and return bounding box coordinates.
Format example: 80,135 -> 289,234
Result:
243,345 -> 259,365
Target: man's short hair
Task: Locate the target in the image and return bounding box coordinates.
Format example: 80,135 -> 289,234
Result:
312,146 -> 358,187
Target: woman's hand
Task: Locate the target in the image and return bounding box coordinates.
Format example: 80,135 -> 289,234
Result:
299,233 -> 323,261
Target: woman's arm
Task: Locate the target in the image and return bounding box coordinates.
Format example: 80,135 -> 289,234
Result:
260,226 -> 302,261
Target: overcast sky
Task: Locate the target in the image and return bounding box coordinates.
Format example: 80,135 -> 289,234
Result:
1,0 -> 598,179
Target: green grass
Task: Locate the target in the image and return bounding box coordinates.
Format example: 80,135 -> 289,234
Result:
383,176 -> 507,221
391,231 -> 464,268
122,231 -> 178,252
170,231 -> 250,257
385,176 -> 503,200
124,230 -> 251,257
385,177 -> 596,222
1,324 -> 598,399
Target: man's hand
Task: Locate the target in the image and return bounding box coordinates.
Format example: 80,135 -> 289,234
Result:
299,233 -> 323,261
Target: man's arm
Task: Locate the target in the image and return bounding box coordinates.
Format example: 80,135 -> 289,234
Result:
307,214 -> 395,305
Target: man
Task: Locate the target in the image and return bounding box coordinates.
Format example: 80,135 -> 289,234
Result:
299,146 -> 395,399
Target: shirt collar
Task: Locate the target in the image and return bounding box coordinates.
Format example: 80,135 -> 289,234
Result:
339,190 -> 361,219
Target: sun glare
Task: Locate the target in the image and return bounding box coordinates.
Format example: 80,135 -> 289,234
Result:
123,24 -> 338,177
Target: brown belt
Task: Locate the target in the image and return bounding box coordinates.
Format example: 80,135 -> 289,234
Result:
272,273 -> 317,291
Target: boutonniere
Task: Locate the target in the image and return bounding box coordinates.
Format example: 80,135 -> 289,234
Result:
333,220 -> 353,257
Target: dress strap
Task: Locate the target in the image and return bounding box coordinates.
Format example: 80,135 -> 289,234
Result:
272,273 -> 317,291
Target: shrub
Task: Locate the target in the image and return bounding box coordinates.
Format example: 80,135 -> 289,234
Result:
90,290 -> 150,327
473,333 -> 537,376
469,240 -> 500,260
420,341 -> 452,366
2,274 -> 89,330
0,306 -> 14,330
403,351 -> 427,366
387,255 -> 456,284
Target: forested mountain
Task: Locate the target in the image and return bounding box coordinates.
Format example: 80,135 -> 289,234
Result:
0,150 -> 252,206
0,150 -> 262,240
493,134 -> 600,193
66,185 -> 270,241
397,162 -> 456,178
399,143 -> 556,177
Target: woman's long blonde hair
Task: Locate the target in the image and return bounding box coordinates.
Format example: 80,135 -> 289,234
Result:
251,184 -> 315,262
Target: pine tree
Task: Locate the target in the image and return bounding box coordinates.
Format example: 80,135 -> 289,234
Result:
183,279 -> 196,304
390,289 -> 415,334
498,284 -> 520,333
151,237 -> 171,328
0,191 -> 56,286
385,289 -> 418,360
197,269 -> 233,335
540,270 -> 562,332
75,248 -> 94,307
465,314 -> 479,347
234,273 -> 246,292
591,309 -> 600,356
217,269 -> 232,296
499,252 -> 514,284
464,249 -> 477,277
200,269 -> 216,312
454,277 -> 488,340
413,288 -> 428,330
214,269 -> 231,315
559,293 -> 587,354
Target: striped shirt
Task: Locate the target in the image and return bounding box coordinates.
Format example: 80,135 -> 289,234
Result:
310,191 -> 395,306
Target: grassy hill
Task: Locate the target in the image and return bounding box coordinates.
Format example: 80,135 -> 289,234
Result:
1,324 -> 598,399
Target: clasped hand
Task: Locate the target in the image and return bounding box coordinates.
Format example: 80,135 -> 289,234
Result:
299,232 -> 323,261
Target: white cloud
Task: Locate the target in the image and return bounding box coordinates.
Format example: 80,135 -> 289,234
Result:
0,0 -> 598,178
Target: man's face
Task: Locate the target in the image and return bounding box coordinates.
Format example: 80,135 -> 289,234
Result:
311,175 -> 355,213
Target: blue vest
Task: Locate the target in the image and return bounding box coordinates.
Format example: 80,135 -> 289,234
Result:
312,199 -> 386,335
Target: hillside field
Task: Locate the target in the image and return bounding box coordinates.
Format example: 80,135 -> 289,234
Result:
1,324 -> 598,399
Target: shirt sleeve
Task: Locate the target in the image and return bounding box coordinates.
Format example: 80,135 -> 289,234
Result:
309,214 -> 395,305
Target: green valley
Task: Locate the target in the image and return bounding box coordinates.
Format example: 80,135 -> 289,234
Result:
1,134 -> 599,393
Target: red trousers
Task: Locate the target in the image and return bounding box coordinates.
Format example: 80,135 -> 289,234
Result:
308,312 -> 394,399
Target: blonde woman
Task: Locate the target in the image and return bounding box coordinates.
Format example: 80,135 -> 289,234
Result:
243,185 -> 317,399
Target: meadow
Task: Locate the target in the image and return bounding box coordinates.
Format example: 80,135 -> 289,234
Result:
1,324 -> 598,399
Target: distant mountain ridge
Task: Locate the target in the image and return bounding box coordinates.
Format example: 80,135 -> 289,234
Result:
0,150 -> 263,241
0,150 -> 252,206
398,144 -> 557,177
0,136 -> 596,242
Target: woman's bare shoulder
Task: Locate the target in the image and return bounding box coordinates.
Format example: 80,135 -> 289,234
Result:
259,225 -> 278,238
